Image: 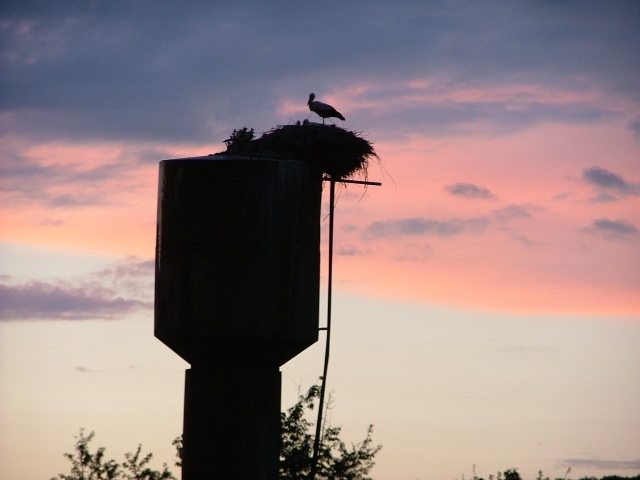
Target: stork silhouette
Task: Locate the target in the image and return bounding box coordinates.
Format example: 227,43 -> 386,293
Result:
307,93 -> 345,124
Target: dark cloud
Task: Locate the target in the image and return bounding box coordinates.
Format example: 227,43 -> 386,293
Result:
0,1 -> 638,143
0,257 -> 153,321
556,459 -> 640,470
588,192 -> 618,203
629,115 -> 640,138
0,280 -> 150,321
553,192 -> 572,201
583,166 -> 640,202
47,194 -> 104,208
446,182 -> 496,199
583,218 -> 639,240
336,246 -> 363,256
514,235 -> 535,246
40,218 -> 65,226
392,243 -> 434,262
583,167 -> 627,189
366,216 -> 489,239
94,258 -> 154,279
339,224 -> 360,233
74,364 -> 137,373
492,204 -> 545,222
93,258 -> 155,300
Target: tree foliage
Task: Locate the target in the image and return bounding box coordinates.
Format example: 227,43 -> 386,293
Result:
52,385 -> 381,479
222,127 -> 255,149
50,429 -> 177,480
466,466 -> 640,480
280,383 -> 382,480
52,428 -> 640,480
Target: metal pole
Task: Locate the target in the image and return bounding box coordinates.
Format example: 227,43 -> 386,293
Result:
309,176 -> 379,478
310,177 -> 335,479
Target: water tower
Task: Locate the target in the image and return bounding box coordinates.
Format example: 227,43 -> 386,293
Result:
155,155 -> 322,478
154,122 -> 378,479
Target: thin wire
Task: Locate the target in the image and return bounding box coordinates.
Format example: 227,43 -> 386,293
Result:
310,177 -> 335,480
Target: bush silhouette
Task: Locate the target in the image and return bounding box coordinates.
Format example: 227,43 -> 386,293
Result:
51,384 -> 381,480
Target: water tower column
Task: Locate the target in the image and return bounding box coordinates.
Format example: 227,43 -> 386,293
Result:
182,365 -> 281,477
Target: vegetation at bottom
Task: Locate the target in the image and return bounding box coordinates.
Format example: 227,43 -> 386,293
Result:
50,384 -> 381,480
462,465 -> 640,480
279,383 -> 381,479
50,429 -> 178,480
50,384 -> 640,480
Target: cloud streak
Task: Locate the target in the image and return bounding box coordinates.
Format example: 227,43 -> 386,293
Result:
366,217 -> 490,239
583,166 -> 640,202
0,257 -> 154,321
492,204 -> 545,222
582,218 -> 639,241
445,182 -> 496,199
556,459 -> 640,470
0,280 -> 150,321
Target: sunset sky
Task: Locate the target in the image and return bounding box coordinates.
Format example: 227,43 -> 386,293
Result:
1,2 -> 639,479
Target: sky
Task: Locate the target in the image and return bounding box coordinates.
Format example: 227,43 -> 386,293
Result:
1,1 -> 639,479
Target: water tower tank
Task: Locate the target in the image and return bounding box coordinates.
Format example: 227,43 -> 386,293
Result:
155,155 -> 322,366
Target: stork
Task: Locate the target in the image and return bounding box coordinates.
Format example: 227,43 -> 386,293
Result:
307,93 -> 345,124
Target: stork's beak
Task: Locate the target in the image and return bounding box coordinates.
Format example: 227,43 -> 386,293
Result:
306,98 -> 311,106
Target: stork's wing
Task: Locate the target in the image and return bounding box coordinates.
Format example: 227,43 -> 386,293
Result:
309,99 -> 345,120
313,101 -> 334,113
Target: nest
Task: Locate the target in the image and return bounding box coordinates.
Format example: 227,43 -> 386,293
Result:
219,123 -> 378,180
